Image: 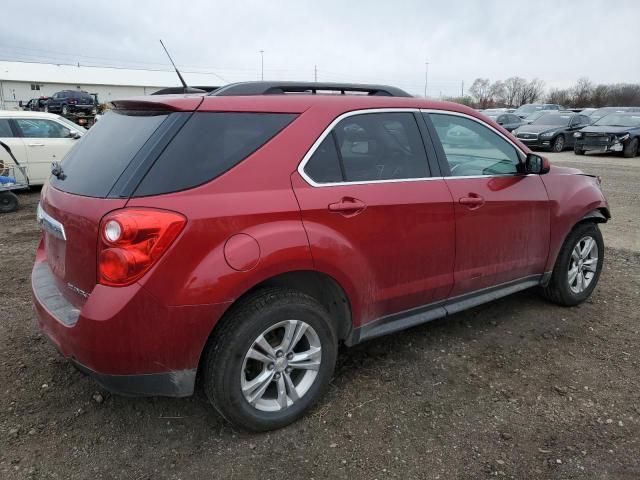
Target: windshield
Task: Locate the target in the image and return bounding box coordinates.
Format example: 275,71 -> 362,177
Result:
590,108 -> 627,121
515,105 -> 541,114
56,115 -> 87,133
524,111 -> 547,122
594,114 -> 640,127
532,114 -> 572,126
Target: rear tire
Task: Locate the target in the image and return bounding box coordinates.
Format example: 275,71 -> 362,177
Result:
574,146 -> 585,155
541,222 -> 604,306
0,191 -> 19,213
623,137 -> 638,158
202,288 -> 337,432
552,135 -> 565,152
61,105 -> 68,115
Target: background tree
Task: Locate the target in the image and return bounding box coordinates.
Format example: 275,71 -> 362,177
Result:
503,77 -> 526,107
572,77 -> 594,107
469,78 -> 492,108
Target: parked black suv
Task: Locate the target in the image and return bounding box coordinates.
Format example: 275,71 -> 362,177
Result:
513,112 -> 592,152
574,112 -> 640,157
46,90 -> 96,116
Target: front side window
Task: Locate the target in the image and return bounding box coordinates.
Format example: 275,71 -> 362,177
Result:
304,112 -> 429,184
16,119 -> 71,139
428,113 -> 521,177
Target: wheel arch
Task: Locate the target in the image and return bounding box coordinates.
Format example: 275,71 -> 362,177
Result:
196,269 -> 353,381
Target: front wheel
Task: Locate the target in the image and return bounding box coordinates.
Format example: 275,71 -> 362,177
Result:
623,137 -> 638,158
552,135 -> 565,152
61,104 -> 68,115
574,146 -> 585,155
541,222 -> 604,306
202,288 -> 337,431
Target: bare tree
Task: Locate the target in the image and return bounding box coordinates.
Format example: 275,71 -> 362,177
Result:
469,78 -> 492,108
503,77 -> 526,107
489,81 -> 506,106
547,88 -> 572,106
572,77 -> 594,107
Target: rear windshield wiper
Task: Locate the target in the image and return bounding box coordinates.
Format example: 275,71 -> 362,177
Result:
51,161 -> 66,180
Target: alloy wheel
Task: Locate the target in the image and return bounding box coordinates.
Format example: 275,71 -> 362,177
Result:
241,320 -> 322,412
553,136 -> 565,152
568,235 -> 599,294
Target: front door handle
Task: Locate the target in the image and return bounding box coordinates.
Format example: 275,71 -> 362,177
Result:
459,194 -> 485,209
28,143 -> 45,147
328,197 -> 367,217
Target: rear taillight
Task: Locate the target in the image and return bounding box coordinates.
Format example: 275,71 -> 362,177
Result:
98,208 -> 186,286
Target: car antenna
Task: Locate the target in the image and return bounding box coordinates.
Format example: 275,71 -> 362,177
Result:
159,39 -> 189,93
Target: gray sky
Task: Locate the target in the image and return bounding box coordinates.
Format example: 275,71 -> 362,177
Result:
2,0 -> 639,97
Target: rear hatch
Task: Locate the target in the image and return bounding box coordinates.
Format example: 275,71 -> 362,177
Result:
39,97 -> 202,307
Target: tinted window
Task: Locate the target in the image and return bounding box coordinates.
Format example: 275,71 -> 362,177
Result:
508,115 -> 521,124
50,110 -> 169,197
327,112 -> 428,182
579,115 -> 591,125
304,135 -> 343,183
134,112 -> 296,196
428,113 -> 520,177
0,119 -> 13,137
16,119 -> 71,138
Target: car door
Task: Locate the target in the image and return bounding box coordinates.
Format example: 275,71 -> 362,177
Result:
424,111 -> 550,297
0,119 -> 28,181
14,117 -> 78,185
291,110 -> 455,326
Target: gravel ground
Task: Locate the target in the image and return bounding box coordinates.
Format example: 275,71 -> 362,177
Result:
1,151 -> 639,479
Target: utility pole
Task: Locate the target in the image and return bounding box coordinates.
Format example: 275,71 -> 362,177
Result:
461,80 -> 464,97
314,64 -> 318,82
259,50 -> 264,81
424,62 -> 429,98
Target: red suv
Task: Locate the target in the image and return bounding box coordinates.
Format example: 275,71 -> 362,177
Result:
33,82 -> 610,431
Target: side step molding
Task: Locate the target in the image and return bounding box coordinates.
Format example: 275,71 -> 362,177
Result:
346,275 -> 544,346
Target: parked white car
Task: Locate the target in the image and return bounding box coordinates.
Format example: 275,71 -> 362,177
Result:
0,111 -> 85,186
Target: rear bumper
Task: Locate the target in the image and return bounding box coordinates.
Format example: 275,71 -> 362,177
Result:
32,256 -> 231,397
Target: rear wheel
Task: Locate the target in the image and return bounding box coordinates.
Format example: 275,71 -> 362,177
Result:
202,288 -> 337,431
61,104 -> 68,115
623,137 -> 638,158
0,191 -> 19,213
552,135 -> 565,152
574,146 -> 585,155
542,222 -> 604,306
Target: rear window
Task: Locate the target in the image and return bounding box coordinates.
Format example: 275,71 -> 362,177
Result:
133,112 -> 296,196
50,110 -> 169,197
50,110 -> 296,198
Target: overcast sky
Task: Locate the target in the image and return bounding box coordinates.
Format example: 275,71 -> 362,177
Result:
2,0 -> 639,97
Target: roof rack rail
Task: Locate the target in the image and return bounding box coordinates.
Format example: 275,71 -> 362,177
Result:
209,81 -> 412,98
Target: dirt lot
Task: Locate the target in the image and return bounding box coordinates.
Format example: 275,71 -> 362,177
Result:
1,151 -> 639,479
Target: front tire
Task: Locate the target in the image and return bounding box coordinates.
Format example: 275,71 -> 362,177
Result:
552,135 -> 565,152
574,146 -> 585,155
623,137 -> 638,158
542,222 -> 604,306
61,104 -> 68,115
202,288 -> 337,431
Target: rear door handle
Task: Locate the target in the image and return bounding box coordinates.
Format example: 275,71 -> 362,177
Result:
328,197 -> 367,217
28,143 -> 45,147
459,195 -> 485,209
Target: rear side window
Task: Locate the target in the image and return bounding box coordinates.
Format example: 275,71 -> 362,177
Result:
134,112 -> 296,196
50,110 -> 169,197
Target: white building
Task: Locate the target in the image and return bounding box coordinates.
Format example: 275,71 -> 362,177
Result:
0,60 -> 224,109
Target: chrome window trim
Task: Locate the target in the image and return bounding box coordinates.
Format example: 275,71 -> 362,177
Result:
297,108 -> 437,188
296,107 -> 530,188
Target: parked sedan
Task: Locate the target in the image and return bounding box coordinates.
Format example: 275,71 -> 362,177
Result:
522,110 -> 549,124
0,111 -> 85,185
513,112 -> 592,152
482,112 -> 524,132
574,112 -> 640,157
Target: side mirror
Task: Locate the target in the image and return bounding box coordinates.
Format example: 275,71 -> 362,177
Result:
497,121 -> 504,125
525,153 -> 550,175
72,132 -> 82,139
